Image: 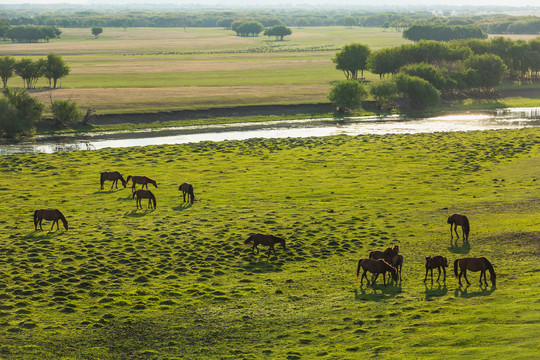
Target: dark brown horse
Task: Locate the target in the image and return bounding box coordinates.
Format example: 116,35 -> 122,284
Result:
454,257 -> 496,286
424,255 -> 448,282
356,258 -> 398,286
133,189 -> 157,209
448,214 -> 470,241
100,171 -> 126,190
179,182 -> 195,204
126,175 -> 157,193
369,245 -> 399,263
244,233 -> 286,257
391,254 -> 404,281
34,209 -> 68,231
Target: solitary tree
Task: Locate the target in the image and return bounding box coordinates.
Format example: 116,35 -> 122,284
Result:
91,27 -> 103,38
333,43 -> 371,80
43,53 -> 70,89
328,80 -> 368,113
264,25 -> 292,41
0,56 -> 16,88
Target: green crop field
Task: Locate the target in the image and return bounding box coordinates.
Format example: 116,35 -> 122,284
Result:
2,27 -> 409,113
0,128 -> 539,359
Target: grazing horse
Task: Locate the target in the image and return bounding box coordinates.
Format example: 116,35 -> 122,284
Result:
447,214 -> 470,241
100,171 -> 126,190
179,182 -> 195,204
391,254 -> 404,281
454,257 -> 496,286
244,233 -> 286,257
133,189 -> 157,209
424,255 -> 448,282
369,245 -> 399,263
356,258 -> 398,286
126,175 -> 157,193
34,209 -> 69,231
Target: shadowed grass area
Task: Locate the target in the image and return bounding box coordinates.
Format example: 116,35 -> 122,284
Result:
0,128 -> 539,358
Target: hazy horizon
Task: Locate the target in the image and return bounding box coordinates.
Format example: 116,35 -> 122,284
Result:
2,0 -> 540,8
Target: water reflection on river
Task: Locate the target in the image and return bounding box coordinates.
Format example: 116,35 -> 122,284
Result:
1,108 -> 539,155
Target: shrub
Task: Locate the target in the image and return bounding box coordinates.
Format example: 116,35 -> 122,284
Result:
50,99 -> 83,128
327,80 -> 368,113
0,88 -> 44,138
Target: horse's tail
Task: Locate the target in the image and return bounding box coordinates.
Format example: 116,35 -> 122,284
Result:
100,172 -> 105,188
463,216 -> 470,236
58,210 -> 69,230
152,195 -> 157,209
244,234 -> 254,245
454,259 -> 460,278
33,210 -> 39,229
482,257 -> 496,284
356,259 -> 363,279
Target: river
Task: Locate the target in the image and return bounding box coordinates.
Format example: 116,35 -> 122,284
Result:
1,107 -> 539,155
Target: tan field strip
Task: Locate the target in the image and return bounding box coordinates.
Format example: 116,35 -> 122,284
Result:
33,85 -> 329,112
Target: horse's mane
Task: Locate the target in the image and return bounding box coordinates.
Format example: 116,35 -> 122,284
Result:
482,257 -> 496,279
244,234 -> 254,244
58,210 -> 69,230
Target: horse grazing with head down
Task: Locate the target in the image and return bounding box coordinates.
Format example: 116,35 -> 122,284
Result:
454,257 -> 496,286
244,233 -> 286,257
100,171 -> 126,190
126,175 -> 157,193
356,258 -> 398,286
369,245 -> 399,264
424,255 -> 448,282
133,189 -> 156,209
34,209 -> 69,231
391,254 -> 404,281
447,214 -> 470,241
179,182 -> 195,204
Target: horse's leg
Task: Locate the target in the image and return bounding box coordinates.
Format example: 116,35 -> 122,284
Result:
383,272 -> 387,286
372,273 -> 379,285
183,192 -> 186,203
458,271 -> 463,286
450,224 -> 453,239
454,224 -> 459,239
436,267 -> 441,282
361,271 -> 369,285
424,268 -> 429,282
463,270 -> 471,285
442,266 -> 446,281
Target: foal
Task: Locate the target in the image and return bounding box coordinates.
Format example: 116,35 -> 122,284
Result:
356,258 -> 398,286
424,255 -> 448,282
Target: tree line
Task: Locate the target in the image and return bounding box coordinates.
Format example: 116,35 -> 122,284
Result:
329,36 -> 540,111
0,9 -> 538,34
0,53 -> 70,89
2,25 -> 62,43
403,25 -> 487,42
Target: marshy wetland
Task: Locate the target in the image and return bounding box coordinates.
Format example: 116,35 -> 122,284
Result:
0,128 -> 538,359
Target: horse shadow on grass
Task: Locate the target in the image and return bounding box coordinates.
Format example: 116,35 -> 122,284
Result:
354,282 -> 402,301
240,258 -> 284,274
448,238 -> 471,254
424,283 -> 448,300
454,284 -> 496,298
124,209 -> 155,218
173,203 -> 192,212
93,188 -> 126,195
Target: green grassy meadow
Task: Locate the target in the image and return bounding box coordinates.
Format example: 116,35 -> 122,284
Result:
0,128 -> 539,359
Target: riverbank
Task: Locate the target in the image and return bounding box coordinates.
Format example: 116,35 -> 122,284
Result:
1,129 -> 538,358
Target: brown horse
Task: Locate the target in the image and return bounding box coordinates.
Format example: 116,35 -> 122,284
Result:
100,171 -> 126,190
448,214 -> 470,241
34,209 -> 68,231
392,254 -> 404,281
244,233 -> 286,257
454,257 -> 496,286
126,175 -> 157,193
179,182 -> 195,204
424,255 -> 448,282
133,189 -> 157,209
356,258 -> 398,286
369,245 -> 399,263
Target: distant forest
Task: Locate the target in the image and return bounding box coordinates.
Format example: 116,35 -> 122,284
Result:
0,8 -> 539,35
